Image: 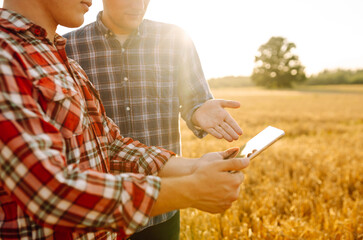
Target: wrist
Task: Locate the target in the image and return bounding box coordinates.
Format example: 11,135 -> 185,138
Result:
151,175 -> 195,216
180,174 -> 198,208
191,108 -> 201,127
158,157 -> 197,177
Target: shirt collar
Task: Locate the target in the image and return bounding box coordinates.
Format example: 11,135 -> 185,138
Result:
95,11 -> 143,39
0,8 -> 34,32
0,8 -> 66,45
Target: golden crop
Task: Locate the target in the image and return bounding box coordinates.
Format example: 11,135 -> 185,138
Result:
179,86 -> 363,240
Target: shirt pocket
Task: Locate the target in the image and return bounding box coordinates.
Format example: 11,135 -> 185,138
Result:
34,74 -> 88,138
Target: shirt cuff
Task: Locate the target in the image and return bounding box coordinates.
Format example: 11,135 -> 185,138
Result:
185,103 -> 208,139
119,174 -> 162,235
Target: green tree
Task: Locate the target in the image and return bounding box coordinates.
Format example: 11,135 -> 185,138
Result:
251,36 -> 306,88
306,68 -> 363,85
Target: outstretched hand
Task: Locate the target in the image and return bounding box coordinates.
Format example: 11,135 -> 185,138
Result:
192,99 -> 243,142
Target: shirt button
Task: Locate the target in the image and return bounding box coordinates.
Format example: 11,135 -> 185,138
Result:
126,106 -> 131,111
124,77 -> 128,81
34,28 -> 41,36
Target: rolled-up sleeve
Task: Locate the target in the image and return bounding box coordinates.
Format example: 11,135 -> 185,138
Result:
0,45 -> 169,236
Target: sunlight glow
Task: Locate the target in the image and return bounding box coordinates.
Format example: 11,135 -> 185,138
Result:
2,0 -> 363,79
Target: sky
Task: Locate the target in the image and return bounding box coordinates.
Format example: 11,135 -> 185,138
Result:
1,0 -> 363,79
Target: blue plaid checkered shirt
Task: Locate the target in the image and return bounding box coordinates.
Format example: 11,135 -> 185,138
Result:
64,12 -> 213,231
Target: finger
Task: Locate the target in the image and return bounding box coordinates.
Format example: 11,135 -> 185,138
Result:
221,147 -> 240,159
220,202 -> 233,212
220,121 -> 240,140
215,158 -> 250,172
219,100 -> 240,109
214,125 -> 233,142
207,128 -> 223,139
224,115 -> 243,135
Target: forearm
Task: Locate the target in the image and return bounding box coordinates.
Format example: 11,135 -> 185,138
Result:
150,175 -> 194,216
178,35 -> 213,135
157,156 -> 197,177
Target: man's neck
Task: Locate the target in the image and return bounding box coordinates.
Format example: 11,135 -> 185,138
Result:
100,13 -> 132,36
115,34 -> 129,46
3,0 -> 57,42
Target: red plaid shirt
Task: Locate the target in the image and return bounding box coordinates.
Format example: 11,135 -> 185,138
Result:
0,9 -> 173,240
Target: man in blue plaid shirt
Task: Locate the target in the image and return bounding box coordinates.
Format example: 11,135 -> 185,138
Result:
64,0 -> 243,239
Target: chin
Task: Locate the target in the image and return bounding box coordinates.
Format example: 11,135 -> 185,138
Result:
60,16 -> 85,28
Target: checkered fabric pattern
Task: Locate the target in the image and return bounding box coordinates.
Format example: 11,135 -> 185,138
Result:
64,13 -> 213,229
0,9 -> 174,240
64,12 -> 213,156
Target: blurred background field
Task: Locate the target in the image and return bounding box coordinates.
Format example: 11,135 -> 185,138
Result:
179,85 -> 363,239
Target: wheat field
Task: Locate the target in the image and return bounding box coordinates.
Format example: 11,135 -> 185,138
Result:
179,86 -> 363,240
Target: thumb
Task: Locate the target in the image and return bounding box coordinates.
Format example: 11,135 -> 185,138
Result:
219,100 -> 240,109
216,158 -> 250,172
221,147 -> 240,159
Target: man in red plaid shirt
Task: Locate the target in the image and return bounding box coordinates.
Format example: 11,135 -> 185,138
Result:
0,0 -> 249,239
64,1 -> 245,239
